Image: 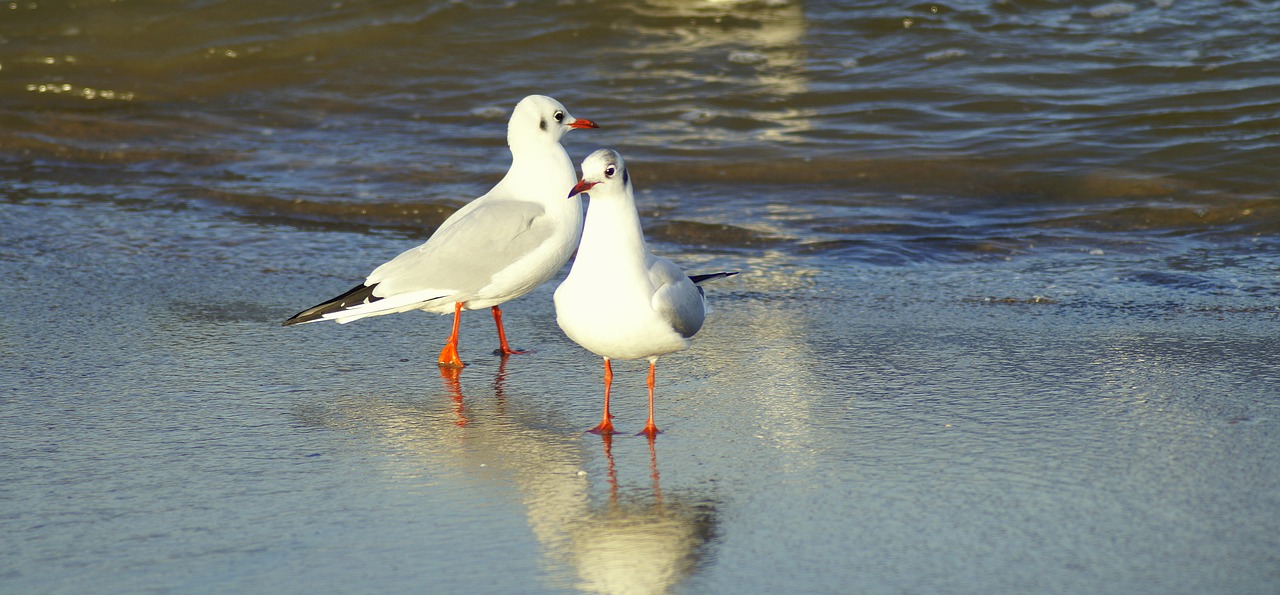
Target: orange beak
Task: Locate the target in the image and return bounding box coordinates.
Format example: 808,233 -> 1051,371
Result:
569,118 -> 599,130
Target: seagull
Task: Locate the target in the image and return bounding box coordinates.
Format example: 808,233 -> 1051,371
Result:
553,148 -> 737,437
283,95 -> 599,368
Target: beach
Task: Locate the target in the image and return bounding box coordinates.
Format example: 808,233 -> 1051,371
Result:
2,1 -> 1278,592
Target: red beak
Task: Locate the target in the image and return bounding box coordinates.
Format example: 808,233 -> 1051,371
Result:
569,118 -> 599,130
568,179 -> 598,198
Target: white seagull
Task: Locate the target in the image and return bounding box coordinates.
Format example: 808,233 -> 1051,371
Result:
553,149 -> 736,437
284,95 -> 599,368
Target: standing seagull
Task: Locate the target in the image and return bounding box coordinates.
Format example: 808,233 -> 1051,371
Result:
283,95 -> 598,368
554,149 -> 736,437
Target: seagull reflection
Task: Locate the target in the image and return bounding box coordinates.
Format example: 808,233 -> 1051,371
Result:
299,364 -> 717,594
570,434 -> 715,595
437,366 -> 469,427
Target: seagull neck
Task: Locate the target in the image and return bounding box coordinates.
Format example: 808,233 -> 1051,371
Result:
500,141 -> 575,198
579,191 -> 647,264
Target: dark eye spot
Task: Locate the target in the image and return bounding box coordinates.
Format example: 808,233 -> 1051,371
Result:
604,165 -> 616,177
539,118 -> 547,131
553,111 -> 565,123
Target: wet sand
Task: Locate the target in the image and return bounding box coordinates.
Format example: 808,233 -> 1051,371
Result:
3,198 -> 1276,593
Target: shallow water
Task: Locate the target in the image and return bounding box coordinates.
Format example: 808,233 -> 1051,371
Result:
3,1 -> 1279,593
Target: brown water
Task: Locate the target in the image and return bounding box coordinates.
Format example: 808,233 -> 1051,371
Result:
3,1 -> 1279,593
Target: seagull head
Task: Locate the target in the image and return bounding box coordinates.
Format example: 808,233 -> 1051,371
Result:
569,148 -> 631,199
508,95 -> 598,149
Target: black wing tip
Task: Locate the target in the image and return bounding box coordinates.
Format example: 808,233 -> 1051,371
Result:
281,312 -> 317,326
282,307 -> 327,326
282,283 -> 381,326
688,271 -> 739,285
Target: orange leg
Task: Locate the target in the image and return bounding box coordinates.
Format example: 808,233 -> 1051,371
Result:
437,302 -> 465,369
639,360 -> 661,438
588,358 -> 616,435
491,306 -> 528,355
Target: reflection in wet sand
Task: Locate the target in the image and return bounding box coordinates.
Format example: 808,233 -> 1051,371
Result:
690,251 -> 826,456
569,434 -> 715,594
299,360 -> 717,594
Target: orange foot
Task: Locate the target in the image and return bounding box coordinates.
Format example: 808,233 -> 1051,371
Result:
637,422 -> 661,438
588,418 -> 616,435
438,342 -> 464,369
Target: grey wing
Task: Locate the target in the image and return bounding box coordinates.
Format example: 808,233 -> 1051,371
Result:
649,256 -> 706,338
367,200 -> 552,297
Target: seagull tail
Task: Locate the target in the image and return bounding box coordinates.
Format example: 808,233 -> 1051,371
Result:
282,283 -> 382,326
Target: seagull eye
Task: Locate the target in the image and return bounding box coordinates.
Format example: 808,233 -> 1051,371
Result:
604,165 -> 616,177
553,111 -> 565,123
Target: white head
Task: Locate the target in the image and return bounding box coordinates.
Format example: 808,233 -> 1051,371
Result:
507,95 -> 598,151
568,148 -> 632,199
